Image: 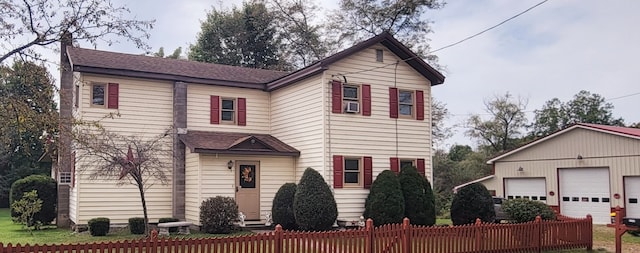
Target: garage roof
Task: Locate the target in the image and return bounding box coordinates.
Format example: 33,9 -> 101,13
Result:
487,123 -> 640,164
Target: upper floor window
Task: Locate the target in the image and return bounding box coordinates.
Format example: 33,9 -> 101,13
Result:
398,90 -> 414,117
331,80 -> 371,116
221,98 -> 235,122
91,83 -> 119,109
210,95 -> 246,126
389,87 -> 424,120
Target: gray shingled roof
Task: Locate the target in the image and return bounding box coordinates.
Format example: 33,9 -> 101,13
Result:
179,131 -> 300,156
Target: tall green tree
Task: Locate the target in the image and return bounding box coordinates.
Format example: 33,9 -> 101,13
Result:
0,0 -> 154,63
189,1 -> 288,70
327,0 -> 444,68
152,47 -> 182,59
432,99 -> 452,147
466,93 -> 528,154
529,90 -> 625,137
0,60 -> 58,207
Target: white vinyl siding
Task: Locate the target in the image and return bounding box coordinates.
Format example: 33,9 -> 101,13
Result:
184,150 -> 201,223
187,84 -> 270,133
270,75 -> 325,179
324,45 -> 432,221
184,154 -> 295,225
73,74 -> 174,224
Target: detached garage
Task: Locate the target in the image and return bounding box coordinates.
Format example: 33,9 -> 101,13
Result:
478,123 -> 640,224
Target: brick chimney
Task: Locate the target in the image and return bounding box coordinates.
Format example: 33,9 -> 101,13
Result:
57,31 -> 73,228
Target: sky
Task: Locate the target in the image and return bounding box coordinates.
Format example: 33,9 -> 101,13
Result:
39,0 -> 640,149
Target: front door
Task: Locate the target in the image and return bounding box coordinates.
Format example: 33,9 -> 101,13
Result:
235,161 -> 260,220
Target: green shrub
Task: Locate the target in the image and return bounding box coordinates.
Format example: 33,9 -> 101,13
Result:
293,168 -> 337,231
364,170 -> 404,226
200,196 -> 238,234
271,183 -> 297,230
159,217 -> 180,233
11,190 -> 43,233
502,198 -> 556,223
88,217 -> 110,236
398,166 -> 436,226
10,175 -> 57,226
450,183 -> 495,225
128,217 -> 145,235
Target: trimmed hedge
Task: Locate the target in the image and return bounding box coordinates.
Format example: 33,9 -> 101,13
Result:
398,166 -> 436,226
271,183 -> 297,230
200,196 -> 238,234
502,198 -> 556,223
88,217 -> 110,236
293,168 -> 337,231
364,170 -> 404,226
159,217 -> 180,233
450,183 -> 495,225
128,217 -> 145,234
9,175 -> 57,225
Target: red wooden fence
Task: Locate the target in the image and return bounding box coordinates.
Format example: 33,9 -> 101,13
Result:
0,215 -> 592,253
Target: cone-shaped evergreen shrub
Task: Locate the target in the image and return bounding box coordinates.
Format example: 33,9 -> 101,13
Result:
450,183 -> 495,225
398,166 -> 436,226
10,174 -> 57,225
272,183 -> 297,230
502,198 -> 556,223
293,168 -> 337,231
364,170 -> 404,226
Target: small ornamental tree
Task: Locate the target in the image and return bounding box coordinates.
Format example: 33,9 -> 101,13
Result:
10,174 -> 57,226
293,168 -> 337,231
364,170 -> 404,226
502,198 -> 556,223
271,183 -> 297,230
398,166 -> 435,226
11,190 -> 42,234
450,183 -> 495,225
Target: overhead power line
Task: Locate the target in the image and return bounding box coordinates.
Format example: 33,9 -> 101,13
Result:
432,0 -> 551,53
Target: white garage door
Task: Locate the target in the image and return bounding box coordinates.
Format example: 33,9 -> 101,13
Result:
505,178 -> 547,203
625,177 -> 640,218
559,168 -> 610,224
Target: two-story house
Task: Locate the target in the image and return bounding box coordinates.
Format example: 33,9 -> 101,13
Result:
56,32 -> 445,228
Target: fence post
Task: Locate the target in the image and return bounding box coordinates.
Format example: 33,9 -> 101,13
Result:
402,218 -> 411,253
535,215 -> 542,253
475,218 -> 483,253
365,219 -> 374,253
586,214 -> 593,251
274,224 -> 283,253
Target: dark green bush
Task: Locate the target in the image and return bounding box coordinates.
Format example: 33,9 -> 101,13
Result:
159,217 -> 180,233
450,183 -> 495,225
293,168 -> 337,231
364,170 -> 404,226
271,183 -> 297,230
200,196 -> 238,234
128,217 -> 145,234
398,166 -> 436,226
88,217 -> 110,236
9,174 -> 57,225
502,198 -> 556,223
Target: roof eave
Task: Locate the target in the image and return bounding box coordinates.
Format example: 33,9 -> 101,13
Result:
266,64 -> 327,91
74,65 -> 266,90
193,148 -> 300,157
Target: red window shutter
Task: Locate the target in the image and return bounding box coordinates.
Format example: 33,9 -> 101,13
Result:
332,80 -> 342,113
362,84 -> 371,116
417,159 -> 426,176
363,156 -> 373,189
107,83 -> 119,109
390,157 -> 399,174
389,87 -> 398,118
237,97 -> 246,126
416,90 -> 425,120
333,155 -> 344,188
210,96 -> 220,124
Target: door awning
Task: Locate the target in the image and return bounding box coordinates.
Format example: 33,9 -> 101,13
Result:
179,131 -> 300,157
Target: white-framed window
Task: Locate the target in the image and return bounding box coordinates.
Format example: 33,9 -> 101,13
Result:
342,85 -> 360,113
398,90 -> 414,117
344,157 -> 362,186
91,83 -> 106,106
59,171 -> 72,185
221,98 -> 235,123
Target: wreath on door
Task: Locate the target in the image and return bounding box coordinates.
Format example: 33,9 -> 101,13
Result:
241,166 -> 253,183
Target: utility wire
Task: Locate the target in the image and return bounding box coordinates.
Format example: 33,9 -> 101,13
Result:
432,0 -> 550,53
